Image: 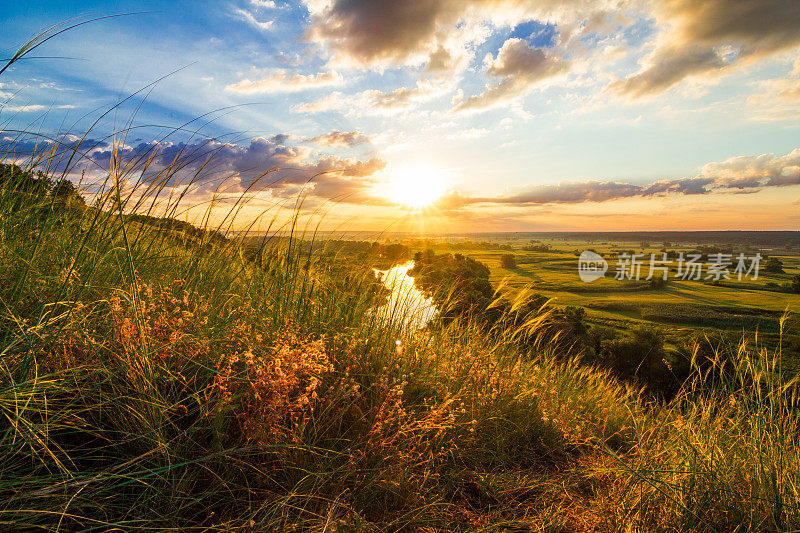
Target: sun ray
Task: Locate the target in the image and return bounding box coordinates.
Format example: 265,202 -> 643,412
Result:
388,165 -> 448,210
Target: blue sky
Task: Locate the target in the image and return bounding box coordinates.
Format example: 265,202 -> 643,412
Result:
1,0 -> 799,231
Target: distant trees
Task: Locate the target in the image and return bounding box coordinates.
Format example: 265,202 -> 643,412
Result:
764,257 -> 785,273
649,276 -> 668,289
791,274 -> 800,294
500,253 -> 516,269
410,250 -> 495,318
0,163 -> 85,212
522,243 -> 553,252
381,243 -> 410,262
127,213 -> 227,246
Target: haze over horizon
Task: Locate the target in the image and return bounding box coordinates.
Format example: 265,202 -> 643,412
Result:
2,0 -> 800,232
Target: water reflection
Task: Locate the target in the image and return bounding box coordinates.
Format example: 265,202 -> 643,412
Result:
374,261 -> 437,329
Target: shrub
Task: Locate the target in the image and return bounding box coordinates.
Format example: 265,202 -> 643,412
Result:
791,274 -> 800,294
500,253 -> 516,269
764,256 -> 785,273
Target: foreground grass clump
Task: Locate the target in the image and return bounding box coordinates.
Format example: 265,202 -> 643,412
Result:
0,148 -> 798,531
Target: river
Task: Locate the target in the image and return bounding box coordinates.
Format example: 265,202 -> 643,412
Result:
373,261 -> 437,330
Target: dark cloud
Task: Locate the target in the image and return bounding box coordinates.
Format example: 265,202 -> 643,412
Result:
268,133 -> 295,144
641,176 -> 715,196
611,45 -> 727,98
2,132 -> 387,205
1,133 -> 110,174
304,0 -> 622,68
304,130 -> 371,147
453,38 -> 567,111
493,180 -> 641,204
305,0 -> 462,66
672,0 -> 800,54
425,44 -> 454,73
614,0 -> 800,97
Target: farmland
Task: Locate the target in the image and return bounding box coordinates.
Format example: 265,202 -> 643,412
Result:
374,232 -> 800,360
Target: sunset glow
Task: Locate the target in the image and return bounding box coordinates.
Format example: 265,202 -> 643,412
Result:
388,166 -> 449,210
1,1 -> 799,231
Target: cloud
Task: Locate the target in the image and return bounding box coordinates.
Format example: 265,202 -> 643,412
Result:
304,0 -> 625,69
294,79 -> 452,115
233,7 -> 274,31
439,148 -> 800,209
2,132 -> 387,205
614,0 -> 800,97
2,132 -> 107,160
369,86 -> 424,109
491,180 -> 643,205
1,104 -> 76,113
108,137 -> 386,194
267,133 -> 298,144
745,76 -> 800,121
425,44 -> 455,73
610,44 -> 729,98
304,130 -> 371,147
696,148 -> 800,188
445,128 -> 490,140
453,38 -> 568,112
226,70 -> 344,94
304,0 -> 466,68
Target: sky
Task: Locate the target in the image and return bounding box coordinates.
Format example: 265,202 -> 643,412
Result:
1,0 -> 799,232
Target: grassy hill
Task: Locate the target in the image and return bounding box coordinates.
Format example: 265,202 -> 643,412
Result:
1,161 -> 800,531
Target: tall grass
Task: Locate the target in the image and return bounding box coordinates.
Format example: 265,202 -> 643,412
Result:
610,323 -> 800,531
1,47 -> 799,530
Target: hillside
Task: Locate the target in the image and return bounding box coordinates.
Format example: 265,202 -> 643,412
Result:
1,162 -> 799,531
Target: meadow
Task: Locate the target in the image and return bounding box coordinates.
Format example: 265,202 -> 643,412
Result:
401,236 -> 800,351
2,150 -> 800,531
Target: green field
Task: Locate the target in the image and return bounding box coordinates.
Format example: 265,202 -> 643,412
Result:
398,236 -> 800,355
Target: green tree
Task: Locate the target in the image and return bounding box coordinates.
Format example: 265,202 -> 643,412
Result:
790,274 -> 800,294
500,253 -> 516,269
764,257 -> 784,273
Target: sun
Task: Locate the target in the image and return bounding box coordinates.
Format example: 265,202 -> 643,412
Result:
389,165 -> 448,209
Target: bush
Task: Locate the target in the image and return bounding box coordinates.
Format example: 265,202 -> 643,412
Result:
500,253 -> 516,269
791,274 -> 800,294
764,256 -> 785,273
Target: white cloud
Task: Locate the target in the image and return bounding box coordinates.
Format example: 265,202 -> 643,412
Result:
304,130 -> 371,147
226,70 -> 344,94
294,79 -> 453,115
446,128 -> 490,140
233,7 -> 274,31
1,104 -> 76,113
